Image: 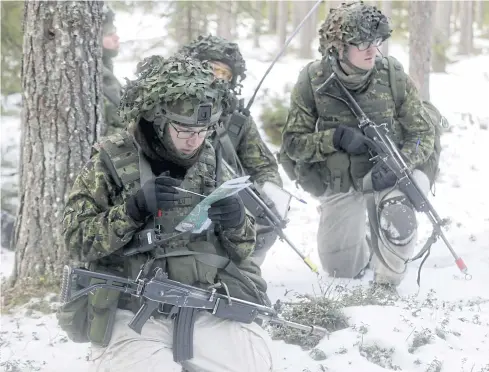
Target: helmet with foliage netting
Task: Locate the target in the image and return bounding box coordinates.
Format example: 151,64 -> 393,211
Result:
119,54 -> 227,128
178,35 -> 246,92
318,1 -> 392,57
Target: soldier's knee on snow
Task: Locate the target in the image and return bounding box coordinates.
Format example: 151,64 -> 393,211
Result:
378,196 -> 417,246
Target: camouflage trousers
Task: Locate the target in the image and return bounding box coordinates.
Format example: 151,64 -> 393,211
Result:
316,170 -> 430,285
88,309 -> 274,372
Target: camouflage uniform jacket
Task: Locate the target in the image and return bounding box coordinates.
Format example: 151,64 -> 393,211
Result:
282,56 -> 435,173
62,132 -> 264,303
102,63 -> 124,136
215,91 -> 282,188
231,114 -> 282,188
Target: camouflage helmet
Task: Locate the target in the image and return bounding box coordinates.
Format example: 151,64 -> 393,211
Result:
318,1 -> 392,57
119,54 -> 226,129
178,35 -> 246,91
102,4 -> 116,35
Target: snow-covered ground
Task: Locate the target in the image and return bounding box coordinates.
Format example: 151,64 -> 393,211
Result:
2,10 -> 489,372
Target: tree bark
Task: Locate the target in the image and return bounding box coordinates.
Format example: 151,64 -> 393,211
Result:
458,0 -> 473,55
9,1 -> 103,290
432,0 -> 452,73
217,1 -> 232,40
267,0 -> 277,33
277,0 -> 288,52
298,1 -> 315,59
253,0 -> 262,48
409,1 -> 435,101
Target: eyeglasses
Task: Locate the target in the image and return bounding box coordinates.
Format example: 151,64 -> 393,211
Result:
351,37 -> 383,51
170,123 -> 215,139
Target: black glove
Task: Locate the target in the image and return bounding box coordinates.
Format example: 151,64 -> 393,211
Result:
371,162 -> 397,191
126,176 -> 182,222
208,195 -> 245,229
333,125 -> 371,155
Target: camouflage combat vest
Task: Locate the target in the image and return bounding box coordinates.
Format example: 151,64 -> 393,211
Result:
281,57 -> 406,196
92,131 -> 268,305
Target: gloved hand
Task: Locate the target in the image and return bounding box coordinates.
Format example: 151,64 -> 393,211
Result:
126,176 -> 182,222
371,162 -> 397,191
333,125 -> 372,155
208,195 -> 245,229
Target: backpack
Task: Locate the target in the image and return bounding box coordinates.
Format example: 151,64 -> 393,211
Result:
384,55 -> 448,186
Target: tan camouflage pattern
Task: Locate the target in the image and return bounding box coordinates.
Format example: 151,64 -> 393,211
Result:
63,136 -> 256,265
282,56 -> 435,169
318,1 -> 392,57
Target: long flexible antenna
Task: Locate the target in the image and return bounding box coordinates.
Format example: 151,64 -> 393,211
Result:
245,0 -> 324,111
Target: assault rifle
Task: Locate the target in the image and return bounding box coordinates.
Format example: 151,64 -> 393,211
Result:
316,73 -> 470,283
60,266 -> 328,362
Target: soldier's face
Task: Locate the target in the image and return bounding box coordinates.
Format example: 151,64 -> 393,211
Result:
210,61 -> 233,82
344,43 -> 378,70
103,33 -> 120,51
168,123 -> 208,155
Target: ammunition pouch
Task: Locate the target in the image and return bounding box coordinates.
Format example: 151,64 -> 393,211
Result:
349,153 -> 374,191
295,161 -> 328,197
56,288 -> 89,343
56,275 -> 121,347
166,241 -> 219,287
87,279 -> 121,346
325,152 -> 352,193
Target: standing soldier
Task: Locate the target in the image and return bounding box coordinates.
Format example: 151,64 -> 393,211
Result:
280,1 -> 436,287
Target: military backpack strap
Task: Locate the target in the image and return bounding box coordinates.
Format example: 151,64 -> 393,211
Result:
300,61 -> 318,110
214,121 -> 241,171
226,98 -> 249,149
384,56 -> 407,115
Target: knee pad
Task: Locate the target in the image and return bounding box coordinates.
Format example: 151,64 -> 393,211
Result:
378,196 -> 416,246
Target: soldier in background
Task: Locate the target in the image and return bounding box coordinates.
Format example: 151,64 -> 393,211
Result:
180,35 -> 283,266
101,5 -> 124,135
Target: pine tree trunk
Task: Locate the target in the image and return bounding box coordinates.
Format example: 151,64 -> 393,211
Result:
253,0 -> 262,48
9,1 -> 103,290
298,1 -> 314,59
277,0 -> 288,52
267,0 -> 277,33
458,0 -> 473,55
217,1 -> 232,40
432,0 -> 452,73
380,0 -> 392,56
409,1 -> 435,101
